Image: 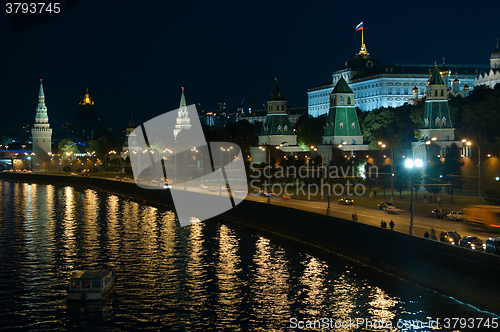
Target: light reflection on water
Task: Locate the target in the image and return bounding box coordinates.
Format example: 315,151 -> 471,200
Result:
0,181 -> 497,331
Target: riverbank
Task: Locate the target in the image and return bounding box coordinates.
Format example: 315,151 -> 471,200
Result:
1,172 -> 500,313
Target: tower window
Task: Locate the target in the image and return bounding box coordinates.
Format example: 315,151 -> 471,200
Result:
277,125 -> 281,131
442,117 -> 446,126
284,125 -> 288,132
441,89 -> 444,96
340,96 -> 344,105
339,122 -> 344,129
434,89 -> 438,97
351,122 -> 355,129
435,117 -> 440,126
347,96 -> 351,105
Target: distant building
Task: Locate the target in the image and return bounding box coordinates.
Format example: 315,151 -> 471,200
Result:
308,38 -> 488,116
76,88 -> 98,140
18,122 -> 33,140
236,107 -> 307,126
61,121 -> 75,138
121,114 -> 136,158
31,79 -> 53,171
474,41 -> 500,89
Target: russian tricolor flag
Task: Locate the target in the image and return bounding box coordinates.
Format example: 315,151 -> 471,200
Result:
355,22 -> 363,31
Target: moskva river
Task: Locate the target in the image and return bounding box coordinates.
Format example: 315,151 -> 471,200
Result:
0,181 -> 497,331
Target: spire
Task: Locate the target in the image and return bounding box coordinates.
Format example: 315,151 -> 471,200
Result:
332,77 -> 353,94
81,88 -> 93,105
39,78 -> 44,96
179,87 -> 186,108
269,81 -> 285,101
429,64 -> 444,85
34,79 -> 49,125
127,114 -> 136,128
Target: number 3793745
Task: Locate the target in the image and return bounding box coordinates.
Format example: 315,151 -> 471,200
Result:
6,3 -> 61,14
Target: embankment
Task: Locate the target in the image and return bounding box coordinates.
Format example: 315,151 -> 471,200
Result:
2,172 -> 500,313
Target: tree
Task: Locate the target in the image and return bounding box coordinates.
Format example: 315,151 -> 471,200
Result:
393,158 -> 409,198
295,115 -> 325,149
58,138 -> 79,155
441,143 -> 464,203
424,154 -> 443,203
86,137 -> 110,157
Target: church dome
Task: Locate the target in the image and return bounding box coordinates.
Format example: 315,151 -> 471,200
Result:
440,64 -> 450,76
491,47 -> 500,59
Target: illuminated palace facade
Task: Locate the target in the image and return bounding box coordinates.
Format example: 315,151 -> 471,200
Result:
308,43 -> 489,116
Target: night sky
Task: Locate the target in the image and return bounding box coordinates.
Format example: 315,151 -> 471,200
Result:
1,0 -> 499,137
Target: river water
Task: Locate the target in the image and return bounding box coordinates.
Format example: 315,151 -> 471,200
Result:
0,181 -> 497,331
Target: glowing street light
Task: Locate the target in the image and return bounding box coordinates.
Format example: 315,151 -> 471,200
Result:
463,139 -> 481,204
406,158 -> 424,234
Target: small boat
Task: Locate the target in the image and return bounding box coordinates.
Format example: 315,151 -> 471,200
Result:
67,269 -> 116,301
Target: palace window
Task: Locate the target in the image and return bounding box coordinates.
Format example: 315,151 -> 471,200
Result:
388,87 -> 392,95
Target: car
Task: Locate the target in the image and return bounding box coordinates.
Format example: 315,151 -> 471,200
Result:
377,202 -> 394,210
447,211 -> 465,221
428,209 -> 445,219
339,198 -> 354,205
485,237 -> 500,255
459,236 -> 485,250
386,206 -> 404,214
441,231 -> 461,245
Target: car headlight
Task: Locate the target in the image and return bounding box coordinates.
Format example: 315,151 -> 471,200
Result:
471,244 -> 476,249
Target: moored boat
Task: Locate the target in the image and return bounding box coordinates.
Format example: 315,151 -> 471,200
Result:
67,269 -> 116,301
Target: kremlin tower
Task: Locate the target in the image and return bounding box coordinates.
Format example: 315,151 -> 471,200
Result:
173,87 -> 191,139
31,79 -> 53,172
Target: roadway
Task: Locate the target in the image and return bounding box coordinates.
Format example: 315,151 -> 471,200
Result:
244,193 -> 499,243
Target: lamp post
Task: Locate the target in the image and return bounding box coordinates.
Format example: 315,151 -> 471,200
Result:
65,152 -> 72,175
107,151 -> 117,179
406,158 -> 423,234
463,140 -> 481,204
378,142 -> 395,201
259,145 -> 271,203
326,146 -> 332,215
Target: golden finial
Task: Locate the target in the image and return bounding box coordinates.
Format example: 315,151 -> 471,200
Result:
275,77 -> 277,81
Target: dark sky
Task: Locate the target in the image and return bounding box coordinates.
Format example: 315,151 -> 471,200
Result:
1,0 -> 499,137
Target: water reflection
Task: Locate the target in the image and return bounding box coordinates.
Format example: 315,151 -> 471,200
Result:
0,181 -> 497,331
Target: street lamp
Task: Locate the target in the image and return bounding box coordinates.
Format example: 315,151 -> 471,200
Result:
462,139 -> 481,204
378,141 -> 395,201
107,150 -> 117,179
406,158 -> 423,234
259,145 -> 271,203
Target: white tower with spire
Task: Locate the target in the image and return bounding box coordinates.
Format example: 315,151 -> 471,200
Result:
173,87 -> 191,139
31,79 -> 53,171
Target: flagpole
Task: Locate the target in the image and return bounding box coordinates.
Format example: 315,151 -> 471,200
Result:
362,28 -> 364,46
